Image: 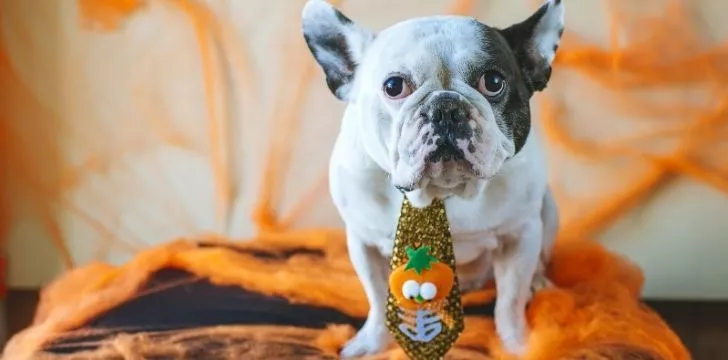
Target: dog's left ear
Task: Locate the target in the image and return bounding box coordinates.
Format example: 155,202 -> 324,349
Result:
302,0 -> 375,101
499,0 -> 565,93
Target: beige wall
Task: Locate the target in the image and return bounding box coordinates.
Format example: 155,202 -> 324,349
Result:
1,0 -> 727,300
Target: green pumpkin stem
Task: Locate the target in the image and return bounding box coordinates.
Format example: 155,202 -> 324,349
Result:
404,246 -> 439,274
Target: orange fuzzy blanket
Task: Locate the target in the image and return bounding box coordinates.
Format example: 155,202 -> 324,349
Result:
3,232 -> 690,360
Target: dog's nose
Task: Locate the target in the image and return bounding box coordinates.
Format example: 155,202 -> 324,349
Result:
423,92 -> 473,163
428,99 -> 469,126
424,92 -> 473,141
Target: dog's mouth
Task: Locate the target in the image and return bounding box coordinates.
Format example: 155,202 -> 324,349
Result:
394,158 -> 481,195
393,142 -> 483,193
391,102 -> 505,198
390,133 -> 492,207
425,139 -> 467,163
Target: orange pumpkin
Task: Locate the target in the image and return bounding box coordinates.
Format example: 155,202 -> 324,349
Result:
389,246 -> 455,309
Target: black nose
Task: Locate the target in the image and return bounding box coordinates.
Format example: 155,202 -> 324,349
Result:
423,93 -> 473,163
429,102 -> 468,125
424,93 -> 472,140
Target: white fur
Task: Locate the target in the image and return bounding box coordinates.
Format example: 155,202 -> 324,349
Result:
302,0 -> 375,100
331,126 -> 556,357
534,0 -> 565,64
302,0 -> 564,357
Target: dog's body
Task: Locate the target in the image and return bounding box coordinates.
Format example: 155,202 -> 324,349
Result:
302,0 -> 564,357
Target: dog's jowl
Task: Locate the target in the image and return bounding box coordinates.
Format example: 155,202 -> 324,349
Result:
302,0 -> 564,357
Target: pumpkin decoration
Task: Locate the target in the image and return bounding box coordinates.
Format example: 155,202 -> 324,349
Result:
385,197 -> 464,359
389,246 -> 455,310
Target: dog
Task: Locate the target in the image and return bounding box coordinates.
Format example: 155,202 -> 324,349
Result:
301,0 -> 564,357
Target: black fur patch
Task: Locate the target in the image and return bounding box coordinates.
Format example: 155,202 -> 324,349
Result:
498,3 -> 554,93
303,9 -> 359,99
334,9 -> 353,25
470,21 -> 534,154
501,89 -> 532,154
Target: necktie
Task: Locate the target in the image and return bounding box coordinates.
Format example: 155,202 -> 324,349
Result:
386,196 -> 464,359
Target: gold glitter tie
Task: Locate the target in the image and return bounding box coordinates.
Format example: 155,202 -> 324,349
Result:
386,197 -> 464,360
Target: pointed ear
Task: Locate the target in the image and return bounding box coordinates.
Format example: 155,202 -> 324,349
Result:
499,0 -> 565,93
302,0 -> 375,101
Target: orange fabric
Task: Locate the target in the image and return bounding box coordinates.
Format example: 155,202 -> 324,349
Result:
0,0 -> 724,266
3,236 -> 688,359
77,0 -> 146,31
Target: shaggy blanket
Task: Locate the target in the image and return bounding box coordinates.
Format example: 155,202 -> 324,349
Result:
2,233 -> 690,359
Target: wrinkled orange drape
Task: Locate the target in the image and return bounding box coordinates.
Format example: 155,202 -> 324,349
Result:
0,0 -> 727,276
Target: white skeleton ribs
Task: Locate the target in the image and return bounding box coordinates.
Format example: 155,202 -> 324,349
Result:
397,307 -> 444,342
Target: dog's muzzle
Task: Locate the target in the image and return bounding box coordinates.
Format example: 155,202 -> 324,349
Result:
392,90 -> 483,192
422,92 -> 473,163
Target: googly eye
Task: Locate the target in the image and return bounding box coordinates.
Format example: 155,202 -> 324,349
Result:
402,280 -> 420,300
419,282 -> 437,301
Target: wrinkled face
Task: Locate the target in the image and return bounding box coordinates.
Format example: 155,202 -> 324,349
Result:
358,19 -> 528,198
303,0 -> 565,201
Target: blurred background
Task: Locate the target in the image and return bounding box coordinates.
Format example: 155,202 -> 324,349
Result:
0,0 -> 727,353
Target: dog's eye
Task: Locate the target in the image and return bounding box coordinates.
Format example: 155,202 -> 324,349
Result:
477,71 -> 506,97
383,76 -> 412,99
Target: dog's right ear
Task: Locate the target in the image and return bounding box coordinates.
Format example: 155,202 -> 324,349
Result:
302,0 -> 375,101
499,0 -> 565,93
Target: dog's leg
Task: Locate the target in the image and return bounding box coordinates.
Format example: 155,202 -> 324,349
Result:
341,232 -> 391,358
532,189 -> 559,294
457,250 -> 493,292
493,221 -> 542,355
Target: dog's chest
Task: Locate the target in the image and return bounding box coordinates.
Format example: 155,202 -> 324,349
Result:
379,202 -> 500,264
330,154 -> 539,265
340,189 -> 504,265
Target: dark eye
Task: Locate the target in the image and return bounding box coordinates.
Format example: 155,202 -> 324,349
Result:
477,71 -> 506,97
383,76 -> 412,99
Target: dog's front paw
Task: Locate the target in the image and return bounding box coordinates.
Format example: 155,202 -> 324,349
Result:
497,319 -> 528,357
340,320 -> 391,358
500,331 -> 528,357
495,305 -> 529,357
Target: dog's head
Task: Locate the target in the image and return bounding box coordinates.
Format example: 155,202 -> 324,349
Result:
303,0 -> 564,202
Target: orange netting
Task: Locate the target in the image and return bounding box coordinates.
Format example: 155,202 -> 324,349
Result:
0,0 -> 725,267
3,234 -> 691,359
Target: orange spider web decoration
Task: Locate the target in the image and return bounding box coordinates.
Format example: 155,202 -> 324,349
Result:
0,0 -> 724,268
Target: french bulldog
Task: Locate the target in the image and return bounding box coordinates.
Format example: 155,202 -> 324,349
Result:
301,0 -> 564,357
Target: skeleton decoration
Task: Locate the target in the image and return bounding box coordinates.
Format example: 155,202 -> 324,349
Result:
386,197 -> 464,359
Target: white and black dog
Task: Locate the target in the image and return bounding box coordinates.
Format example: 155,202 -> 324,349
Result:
301,0 -> 564,357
